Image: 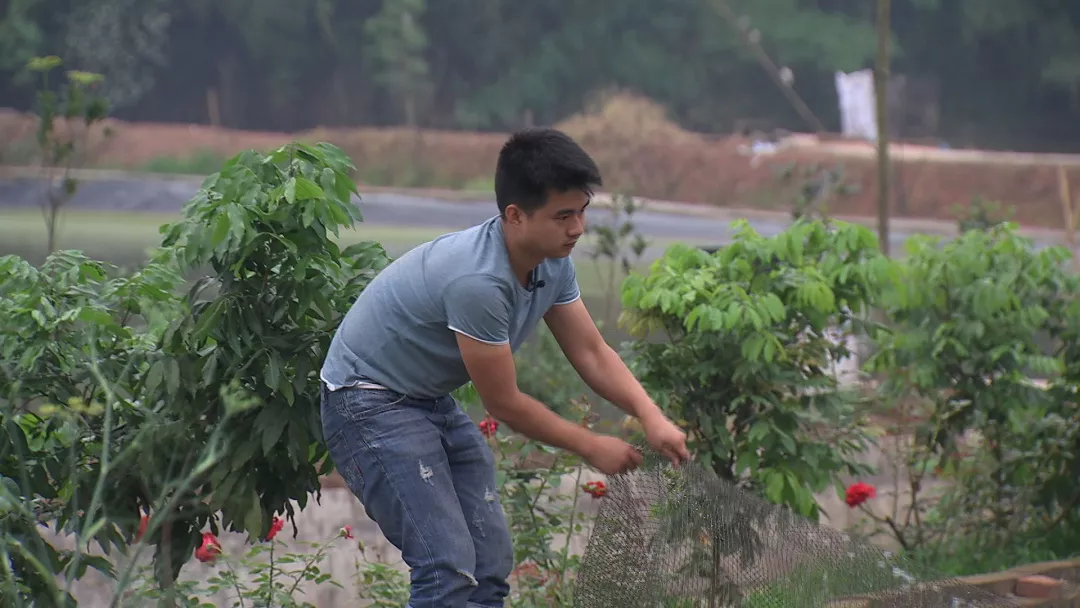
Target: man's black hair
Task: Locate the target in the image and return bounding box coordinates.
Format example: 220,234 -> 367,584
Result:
494,127 -> 603,216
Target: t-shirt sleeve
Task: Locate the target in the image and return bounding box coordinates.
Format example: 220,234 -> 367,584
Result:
552,257 -> 582,306
444,274 -> 512,344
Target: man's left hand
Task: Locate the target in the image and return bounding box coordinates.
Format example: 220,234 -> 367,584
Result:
642,414 -> 691,467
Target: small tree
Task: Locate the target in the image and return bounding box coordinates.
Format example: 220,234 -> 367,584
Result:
620,219 -> 890,518
772,162 -> 858,222
25,55 -> 110,254
583,193 -> 649,324
150,142 -> 391,586
953,196 -> 1014,234
866,223 -> 1079,568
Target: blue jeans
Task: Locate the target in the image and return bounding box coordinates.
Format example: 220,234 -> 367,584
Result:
320,383 -> 514,608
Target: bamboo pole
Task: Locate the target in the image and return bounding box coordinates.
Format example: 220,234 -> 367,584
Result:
874,0 -> 892,256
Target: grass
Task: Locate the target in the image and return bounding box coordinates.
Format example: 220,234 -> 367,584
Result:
0,209 -> 646,299
123,152 -> 496,194
137,149 -> 230,175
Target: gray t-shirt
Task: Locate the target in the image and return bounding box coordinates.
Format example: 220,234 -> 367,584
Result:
320,215 -> 581,398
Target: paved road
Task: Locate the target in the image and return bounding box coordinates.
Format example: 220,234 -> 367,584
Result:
1,175 -> 1053,253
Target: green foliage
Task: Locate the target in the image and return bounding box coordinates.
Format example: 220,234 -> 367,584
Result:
3,0 -> 1080,148
153,141 -> 390,580
25,55 -> 111,254
620,220 -> 891,518
0,141 -> 392,604
0,249 -> 183,606
141,149 -> 230,176
583,194 -> 650,323
363,0 -> 430,124
354,560 -> 410,607
953,196 -> 1015,233
868,224 -> 1069,447
772,162 -> 859,222
122,526 -> 353,607
473,398 -> 599,607
866,223 -> 1080,566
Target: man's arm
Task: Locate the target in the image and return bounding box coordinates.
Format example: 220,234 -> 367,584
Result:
544,298 -> 691,465
543,298 -> 665,424
443,273 -> 641,474
455,334 -> 593,452
455,333 -> 642,475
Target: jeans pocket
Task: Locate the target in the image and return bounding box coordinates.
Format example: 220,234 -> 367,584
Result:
342,388 -> 408,420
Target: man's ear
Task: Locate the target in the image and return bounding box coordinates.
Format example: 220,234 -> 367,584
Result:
503,204 -> 525,226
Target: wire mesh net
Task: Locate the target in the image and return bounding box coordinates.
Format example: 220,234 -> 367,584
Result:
573,448 -> 1018,607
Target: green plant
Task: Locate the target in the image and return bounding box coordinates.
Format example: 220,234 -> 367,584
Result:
866,223 -> 1080,567
151,141 -> 391,586
772,162 -> 858,222
121,521 -> 353,607
25,55 -> 111,254
0,141 -> 393,604
141,150 -> 230,176
456,395 -> 602,606
0,249 -> 186,606
953,196 -> 1014,234
354,559 -> 410,607
583,193 -> 649,323
620,219 -> 891,518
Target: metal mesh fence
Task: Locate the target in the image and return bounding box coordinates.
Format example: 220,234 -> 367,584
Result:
573,448 -> 1018,607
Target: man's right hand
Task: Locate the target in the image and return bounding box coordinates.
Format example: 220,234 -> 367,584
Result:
582,435 -> 644,476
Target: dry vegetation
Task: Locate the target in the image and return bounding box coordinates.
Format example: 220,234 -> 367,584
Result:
2,93 -> 1079,228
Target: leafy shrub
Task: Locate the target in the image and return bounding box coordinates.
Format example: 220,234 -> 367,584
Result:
0,141 -> 392,602
619,219 -> 891,518
0,249 -> 183,606
149,142 -> 391,582
866,223 -> 1080,569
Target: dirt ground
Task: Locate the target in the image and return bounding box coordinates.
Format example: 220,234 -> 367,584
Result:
4,92 -> 1080,229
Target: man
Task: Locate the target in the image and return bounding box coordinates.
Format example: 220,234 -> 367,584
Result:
319,127 -> 690,608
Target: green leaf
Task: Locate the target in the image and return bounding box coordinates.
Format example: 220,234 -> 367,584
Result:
292,176 -> 325,201
735,450 -> 757,475
284,177 -> 298,204
765,470 -> 786,503
192,300 -> 226,342
748,422 -> 770,444
165,358 -> 180,396
77,308 -> 114,326
260,411 -> 288,456
145,360 -> 165,394
778,431 -> 796,455
265,353 -> 281,391
211,213 -> 230,250
243,489 -> 264,537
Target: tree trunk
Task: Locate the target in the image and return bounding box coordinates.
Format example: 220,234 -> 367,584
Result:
874,0 -> 892,255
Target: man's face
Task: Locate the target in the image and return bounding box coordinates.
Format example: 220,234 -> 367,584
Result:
515,189 -> 589,259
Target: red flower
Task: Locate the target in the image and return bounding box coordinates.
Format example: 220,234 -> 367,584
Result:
194,531 -> 222,563
845,482 -> 877,508
479,416 -> 499,438
136,514 -> 149,541
511,561 -> 548,584
583,480 -> 607,498
339,525 -> 354,539
266,516 -> 285,542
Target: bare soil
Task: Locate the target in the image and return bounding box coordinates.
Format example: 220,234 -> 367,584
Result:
4,92 -> 1079,229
